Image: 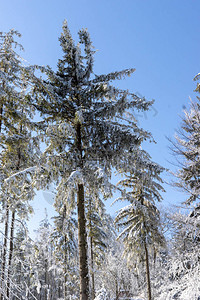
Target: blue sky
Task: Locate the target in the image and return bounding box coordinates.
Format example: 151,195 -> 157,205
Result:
1,0 -> 200,232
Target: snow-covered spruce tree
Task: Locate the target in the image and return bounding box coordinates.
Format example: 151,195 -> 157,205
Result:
95,241 -> 135,299
0,29 -> 25,133
0,32 -> 25,291
156,210 -> 200,300
171,73 -> 200,207
12,222 -> 27,298
165,74 -> 200,299
86,195 -> 110,300
0,29 -> 39,299
52,205 -> 79,299
21,213 -> 63,300
115,153 -> 165,300
10,221 -> 37,299
29,215 -> 58,300
31,20 -> 153,300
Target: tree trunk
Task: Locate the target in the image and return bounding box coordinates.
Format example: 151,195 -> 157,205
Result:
58,282 -> 62,299
6,143 -> 21,299
144,241 -> 152,300
0,104 -> 3,133
76,121 -> 90,300
141,195 -> 152,300
90,236 -> 95,300
6,210 -> 15,300
44,258 -> 48,300
0,103 -> 6,300
64,234 -> 67,300
115,278 -> 119,300
77,184 -> 89,300
88,196 -> 95,300
0,204 -> 9,300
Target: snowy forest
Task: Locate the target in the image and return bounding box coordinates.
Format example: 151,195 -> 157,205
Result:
0,22 -> 199,300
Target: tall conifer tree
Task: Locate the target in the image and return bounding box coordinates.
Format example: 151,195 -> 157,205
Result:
115,152 -> 165,300
171,73 -> 200,209
31,21 -> 154,299
0,29 -> 39,299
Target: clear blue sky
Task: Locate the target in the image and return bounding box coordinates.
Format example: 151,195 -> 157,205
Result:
1,0 -> 200,232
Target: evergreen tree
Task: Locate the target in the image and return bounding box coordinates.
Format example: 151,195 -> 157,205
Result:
9,220 -> 37,299
95,242 -> 136,300
52,206 -> 79,299
32,215 -> 55,300
86,195 -> 110,300
115,153 -> 165,300
0,30 -> 25,299
31,20 -> 154,299
156,210 -> 200,300
171,73 -> 200,207
166,75 -> 200,299
0,29 -> 39,299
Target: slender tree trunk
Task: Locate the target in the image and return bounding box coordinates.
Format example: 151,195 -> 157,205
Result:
64,234 -> 67,300
6,210 -> 15,300
58,282 -> 62,299
0,104 -> 3,133
115,278 -> 119,300
0,204 -> 9,300
140,195 -> 152,300
62,204 -> 68,300
0,102 -> 6,300
88,196 -> 95,300
6,142 -> 21,299
44,258 -> 48,300
76,121 -> 89,300
77,184 -> 89,300
90,236 -> 95,300
144,241 -> 152,300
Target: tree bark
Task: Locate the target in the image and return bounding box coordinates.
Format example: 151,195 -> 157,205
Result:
6,135 -> 21,299
0,101 -> 6,300
0,204 -> 9,300
90,236 -> 95,300
0,104 -> 3,133
44,258 -> 48,300
58,282 -> 62,299
144,241 -> 152,300
77,184 -> 89,300
64,234 -> 67,300
88,197 -> 95,300
6,210 -> 15,300
76,121 -> 90,300
140,195 -> 152,300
